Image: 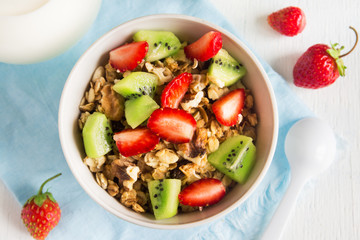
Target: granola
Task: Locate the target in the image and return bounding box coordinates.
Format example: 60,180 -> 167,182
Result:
78,32 -> 258,216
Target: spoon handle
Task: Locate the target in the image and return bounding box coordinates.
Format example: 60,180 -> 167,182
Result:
261,172 -> 308,240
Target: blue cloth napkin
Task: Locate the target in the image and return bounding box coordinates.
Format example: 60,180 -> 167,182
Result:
0,0 -> 313,239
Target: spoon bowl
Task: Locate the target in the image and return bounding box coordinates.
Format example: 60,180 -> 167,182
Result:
285,117 -> 337,176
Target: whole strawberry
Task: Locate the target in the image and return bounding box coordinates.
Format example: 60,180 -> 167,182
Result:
293,27 -> 358,89
21,173 -> 61,240
267,6 -> 306,36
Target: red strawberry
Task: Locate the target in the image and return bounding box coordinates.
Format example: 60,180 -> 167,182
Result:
113,127 -> 159,157
293,27 -> 358,89
109,41 -> 148,72
161,72 -> 193,108
178,178 -> 226,207
184,31 -> 222,61
267,6 -> 306,36
212,88 -> 245,126
21,173 -> 62,240
147,108 -> 196,143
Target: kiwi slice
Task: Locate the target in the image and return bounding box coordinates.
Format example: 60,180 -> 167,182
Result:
208,49 -> 247,87
82,112 -> 113,158
112,72 -> 158,99
148,179 -> 181,220
125,95 -> 159,129
133,30 -> 181,62
208,135 -> 256,184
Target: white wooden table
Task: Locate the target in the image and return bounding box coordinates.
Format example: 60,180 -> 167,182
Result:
1,0 -> 359,239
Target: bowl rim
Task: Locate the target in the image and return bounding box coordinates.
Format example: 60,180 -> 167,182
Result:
58,13 -> 279,229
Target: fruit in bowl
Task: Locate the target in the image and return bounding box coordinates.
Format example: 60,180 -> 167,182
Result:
58,14 -> 278,229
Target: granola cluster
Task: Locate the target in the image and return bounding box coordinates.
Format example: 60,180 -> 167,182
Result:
79,51 -> 257,214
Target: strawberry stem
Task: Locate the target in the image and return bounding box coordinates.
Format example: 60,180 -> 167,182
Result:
37,173 -> 62,195
339,26 -> 358,58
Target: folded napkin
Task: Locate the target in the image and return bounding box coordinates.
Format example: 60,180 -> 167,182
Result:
0,0 -> 314,239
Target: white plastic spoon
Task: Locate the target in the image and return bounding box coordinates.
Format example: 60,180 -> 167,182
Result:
262,117 -> 336,240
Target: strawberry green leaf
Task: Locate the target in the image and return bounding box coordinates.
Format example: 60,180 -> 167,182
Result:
327,43 -> 346,77
336,58 -> 346,76
34,194 -> 47,207
45,192 -> 57,203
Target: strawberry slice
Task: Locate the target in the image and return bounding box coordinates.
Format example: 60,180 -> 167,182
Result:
184,31 -> 222,61
178,178 -> 226,207
212,88 -> 245,126
113,127 -> 159,157
161,72 -> 193,108
147,108 -> 196,143
109,41 -> 148,72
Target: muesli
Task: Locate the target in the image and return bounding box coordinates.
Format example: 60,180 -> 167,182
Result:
78,30 -> 258,219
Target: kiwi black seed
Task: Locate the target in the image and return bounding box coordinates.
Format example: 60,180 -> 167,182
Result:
82,112 -> 113,158
208,135 -> 256,184
133,30 -> 181,62
207,49 -> 247,87
113,72 -> 158,99
148,179 -> 181,220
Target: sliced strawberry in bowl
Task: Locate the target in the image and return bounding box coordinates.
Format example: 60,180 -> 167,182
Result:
184,31 -> 222,61
161,72 -> 193,108
178,178 -> 226,207
147,108 -> 196,143
113,127 -> 159,157
109,41 -> 148,72
212,88 -> 245,126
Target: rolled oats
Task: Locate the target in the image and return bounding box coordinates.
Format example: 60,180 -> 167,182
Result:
105,63 -> 120,82
87,88 -> 95,103
179,163 -> 201,184
164,57 -> 179,72
79,103 -> 95,112
123,166 -> 140,190
92,66 -> 105,82
245,94 -> 254,108
120,189 -> 137,207
180,91 -> 204,111
84,155 -> 106,172
94,78 -> 102,93
145,62 -> 173,85
191,58 -> 198,69
95,172 -> 108,189
247,113 -> 258,127
198,106 -> 208,123
140,172 -> 153,183
132,203 -> 145,213
207,84 -> 229,100
190,74 -> 208,93
107,180 -> 120,197
207,136 -> 219,153
136,190 -> 147,206
155,149 -> 179,165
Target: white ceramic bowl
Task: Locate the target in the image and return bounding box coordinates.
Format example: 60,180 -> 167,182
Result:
58,14 -> 278,229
